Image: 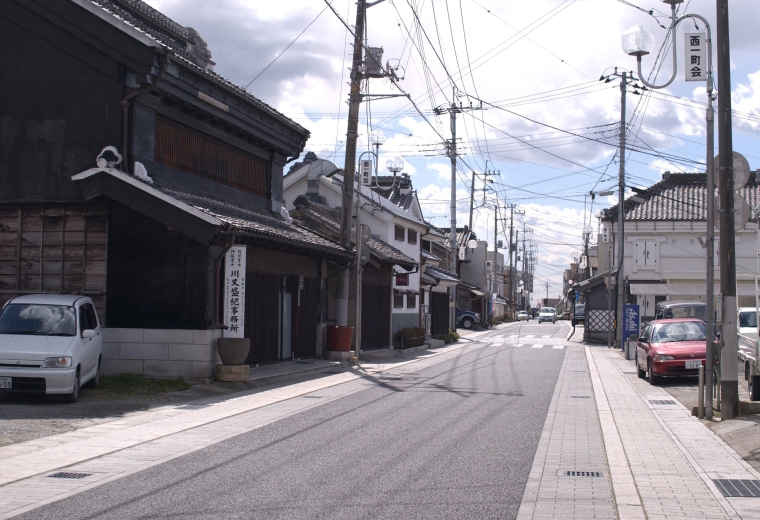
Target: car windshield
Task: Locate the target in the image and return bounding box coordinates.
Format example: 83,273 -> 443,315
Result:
652,321 -> 706,343
0,304 -> 77,336
739,312 -> 758,329
540,308 -> 553,313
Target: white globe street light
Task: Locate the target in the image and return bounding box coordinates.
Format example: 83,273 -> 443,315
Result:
621,25 -> 656,57
369,130 -> 386,146
467,239 -> 478,250
386,157 -> 404,174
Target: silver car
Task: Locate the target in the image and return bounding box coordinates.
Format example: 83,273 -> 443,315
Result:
538,307 -> 556,324
0,295 -> 103,403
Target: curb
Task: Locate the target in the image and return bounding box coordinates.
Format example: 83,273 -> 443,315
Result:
247,363 -> 347,388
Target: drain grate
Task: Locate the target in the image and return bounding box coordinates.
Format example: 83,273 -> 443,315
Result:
572,370 -> 587,373
49,472 -> 91,480
622,371 -> 637,375
713,479 -> 760,497
649,399 -> 677,405
562,470 -> 603,477
570,395 -> 591,399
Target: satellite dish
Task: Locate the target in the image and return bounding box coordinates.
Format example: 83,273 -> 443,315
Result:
714,193 -> 750,231
714,152 -> 751,190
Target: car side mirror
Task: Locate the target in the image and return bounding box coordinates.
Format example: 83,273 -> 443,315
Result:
82,329 -> 96,339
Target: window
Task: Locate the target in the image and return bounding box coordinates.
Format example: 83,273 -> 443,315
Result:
422,240 -> 431,252
408,229 -> 417,245
486,261 -> 492,267
79,304 -> 98,332
394,291 -> 404,308
407,293 -> 417,308
634,240 -> 659,272
395,225 -> 405,241
0,304 -> 76,336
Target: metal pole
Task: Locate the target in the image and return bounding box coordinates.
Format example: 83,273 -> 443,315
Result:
717,0 -> 738,419
449,91 -> 458,332
335,0 -> 365,328
493,201 -> 498,325
509,205 -> 514,318
616,72 -> 628,350
354,179 -> 362,363
699,365 -> 705,419
705,39 -> 716,420
607,247 -> 613,348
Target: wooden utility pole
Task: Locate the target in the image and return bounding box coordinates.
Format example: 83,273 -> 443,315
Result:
335,0 -> 366,331
616,72 -> 628,351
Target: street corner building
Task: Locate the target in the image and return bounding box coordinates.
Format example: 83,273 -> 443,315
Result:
0,0 -> 353,381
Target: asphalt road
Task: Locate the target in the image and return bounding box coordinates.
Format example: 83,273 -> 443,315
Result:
18,324 -> 569,520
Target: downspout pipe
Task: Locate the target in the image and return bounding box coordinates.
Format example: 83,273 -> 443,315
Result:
121,53 -> 167,174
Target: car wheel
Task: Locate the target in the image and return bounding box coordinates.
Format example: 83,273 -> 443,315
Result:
636,355 -> 646,379
64,369 -> 80,403
647,360 -> 659,386
87,357 -> 101,389
461,317 -> 474,329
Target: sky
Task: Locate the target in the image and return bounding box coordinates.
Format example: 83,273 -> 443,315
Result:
146,0 -> 760,302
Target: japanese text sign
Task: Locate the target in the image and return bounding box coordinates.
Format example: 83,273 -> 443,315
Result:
223,246 -> 246,338
622,304 -> 640,343
684,33 -> 706,82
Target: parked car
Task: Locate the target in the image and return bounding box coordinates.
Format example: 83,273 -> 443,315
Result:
654,300 -> 706,320
517,311 -> 529,321
0,295 -> 102,403
456,307 -> 480,329
738,307 -> 758,339
537,307 -> 556,324
571,304 -> 585,327
635,318 -> 706,385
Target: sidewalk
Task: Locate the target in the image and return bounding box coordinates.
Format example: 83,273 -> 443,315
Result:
518,344 -> 760,519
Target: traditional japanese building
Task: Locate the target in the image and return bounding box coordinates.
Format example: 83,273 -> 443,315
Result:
0,0 -> 351,380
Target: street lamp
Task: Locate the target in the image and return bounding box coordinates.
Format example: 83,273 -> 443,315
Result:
624,0 -> 715,419
386,156 -> 404,174
369,130 -> 386,177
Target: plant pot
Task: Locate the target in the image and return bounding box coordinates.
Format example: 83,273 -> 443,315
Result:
326,325 -> 353,351
216,337 -> 250,365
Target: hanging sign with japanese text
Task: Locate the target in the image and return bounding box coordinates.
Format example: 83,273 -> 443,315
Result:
223,246 -> 246,338
684,33 -> 706,82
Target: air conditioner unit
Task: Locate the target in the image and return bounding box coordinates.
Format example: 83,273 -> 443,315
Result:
360,160 -> 372,185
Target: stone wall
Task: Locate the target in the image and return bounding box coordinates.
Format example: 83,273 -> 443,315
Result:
101,328 -> 222,383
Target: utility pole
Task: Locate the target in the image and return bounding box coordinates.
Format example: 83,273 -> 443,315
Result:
546,280 -> 549,304
335,0 -> 366,332
717,0 -> 738,419
508,204 -> 514,318
469,171 -> 476,230
522,221 -> 527,310
616,71 -> 628,351
493,200 -> 498,324
434,93 -> 481,331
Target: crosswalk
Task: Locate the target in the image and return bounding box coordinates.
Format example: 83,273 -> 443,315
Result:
477,336 -> 567,350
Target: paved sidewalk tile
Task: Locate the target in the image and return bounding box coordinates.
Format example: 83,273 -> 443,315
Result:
517,347 -> 616,520
590,348 -> 760,519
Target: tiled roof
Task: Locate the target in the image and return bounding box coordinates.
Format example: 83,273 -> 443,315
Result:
422,249 -> 442,262
424,266 -> 459,283
333,174 -> 426,226
290,196 -> 417,269
83,0 -> 308,136
156,185 -> 350,257
603,172 -> 760,221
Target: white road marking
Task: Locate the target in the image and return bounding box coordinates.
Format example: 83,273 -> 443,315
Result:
542,335 -> 552,339
553,345 -> 565,350
514,344 -> 523,348
531,344 -> 544,349
525,335 -> 535,339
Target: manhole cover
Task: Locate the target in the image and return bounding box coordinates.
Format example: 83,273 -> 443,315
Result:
649,399 -> 677,405
713,479 -> 760,497
560,470 -> 603,477
49,472 -> 91,479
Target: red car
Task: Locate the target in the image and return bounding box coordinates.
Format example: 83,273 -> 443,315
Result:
635,318 -> 707,385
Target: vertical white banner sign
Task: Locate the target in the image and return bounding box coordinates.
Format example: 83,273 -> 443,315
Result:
223,245 -> 246,338
684,33 -> 706,82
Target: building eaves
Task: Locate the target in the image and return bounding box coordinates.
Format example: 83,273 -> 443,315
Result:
425,266 -> 459,283
82,0 -> 308,137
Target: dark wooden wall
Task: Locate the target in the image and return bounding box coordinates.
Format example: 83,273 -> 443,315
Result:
0,1 -> 123,201
430,291 -> 449,336
106,202 -> 208,329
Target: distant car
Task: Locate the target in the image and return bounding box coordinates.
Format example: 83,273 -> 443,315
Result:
538,307 -> 556,324
635,318 -> 706,385
738,307 -> 758,339
517,311 -> 529,321
0,295 -> 103,403
456,307 -> 480,330
571,304 -> 585,327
